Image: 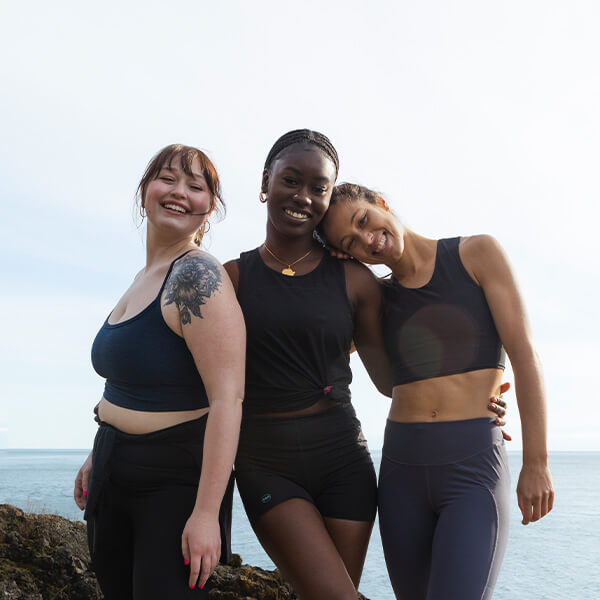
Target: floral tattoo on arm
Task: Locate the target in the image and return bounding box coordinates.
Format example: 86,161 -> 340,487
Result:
163,254 -> 222,324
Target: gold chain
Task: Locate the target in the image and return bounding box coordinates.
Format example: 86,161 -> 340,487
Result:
263,243 -> 313,276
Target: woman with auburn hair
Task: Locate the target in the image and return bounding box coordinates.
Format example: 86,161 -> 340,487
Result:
318,182 -> 554,599
74,144 -> 245,599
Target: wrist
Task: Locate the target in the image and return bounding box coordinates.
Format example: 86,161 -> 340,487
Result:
191,504 -> 220,519
522,453 -> 548,468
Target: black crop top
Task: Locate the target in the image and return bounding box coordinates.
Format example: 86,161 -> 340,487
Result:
382,237 -> 506,386
91,251 -> 209,411
237,248 -> 354,415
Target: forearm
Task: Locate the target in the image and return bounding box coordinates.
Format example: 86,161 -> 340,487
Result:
512,348 -> 548,465
193,397 -> 243,515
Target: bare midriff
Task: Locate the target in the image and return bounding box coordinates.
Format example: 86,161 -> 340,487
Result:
255,396 -> 339,419
389,368 -> 504,422
97,397 -> 210,435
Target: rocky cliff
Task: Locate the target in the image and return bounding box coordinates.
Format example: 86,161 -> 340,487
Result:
0,505 -> 369,599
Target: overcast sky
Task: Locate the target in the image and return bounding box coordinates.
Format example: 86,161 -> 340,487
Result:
1,0 -> 598,450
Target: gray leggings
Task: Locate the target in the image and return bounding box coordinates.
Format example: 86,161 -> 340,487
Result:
378,418 -> 510,600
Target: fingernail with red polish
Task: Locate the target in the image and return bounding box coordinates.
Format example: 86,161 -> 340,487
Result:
83,490 -> 87,496
184,558 -> 189,565
200,585 -> 204,589
189,584 -> 194,589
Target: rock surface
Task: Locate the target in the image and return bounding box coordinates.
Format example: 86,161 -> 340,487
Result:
0,505 -> 369,599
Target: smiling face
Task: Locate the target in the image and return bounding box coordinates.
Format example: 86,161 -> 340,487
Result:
143,154 -> 212,240
322,196 -> 404,266
262,144 -> 337,238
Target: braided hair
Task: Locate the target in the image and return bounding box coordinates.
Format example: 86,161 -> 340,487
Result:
263,129 -> 339,176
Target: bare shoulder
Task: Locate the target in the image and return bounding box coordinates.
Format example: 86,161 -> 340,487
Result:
460,235 -> 512,285
343,260 -> 381,308
343,259 -> 379,285
163,250 -> 226,324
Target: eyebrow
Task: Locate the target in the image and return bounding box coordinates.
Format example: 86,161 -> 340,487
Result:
339,208 -> 361,250
281,166 -> 330,182
160,165 -> 205,181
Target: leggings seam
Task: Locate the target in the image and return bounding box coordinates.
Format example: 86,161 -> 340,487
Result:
479,485 -> 499,600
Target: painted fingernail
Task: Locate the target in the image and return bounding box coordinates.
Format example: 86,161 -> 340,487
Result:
200,585 -> 204,589
83,490 -> 87,496
189,584 -> 194,589
184,558 -> 189,565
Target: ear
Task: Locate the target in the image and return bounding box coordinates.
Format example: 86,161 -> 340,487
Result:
376,195 -> 390,212
261,169 -> 269,193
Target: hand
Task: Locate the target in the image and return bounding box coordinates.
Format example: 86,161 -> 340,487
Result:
327,245 -> 353,260
74,452 -> 92,510
181,510 -> 221,590
517,463 -> 554,524
488,381 -> 512,441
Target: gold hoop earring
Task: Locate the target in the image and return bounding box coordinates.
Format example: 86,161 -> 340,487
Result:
203,220 -> 211,233
139,204 -> 146,219
259,192 -> 268,203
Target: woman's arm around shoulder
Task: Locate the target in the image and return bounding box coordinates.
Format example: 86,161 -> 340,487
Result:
461,235 -> 554,525
164,249 -> 245,589
343,260 -> 393,397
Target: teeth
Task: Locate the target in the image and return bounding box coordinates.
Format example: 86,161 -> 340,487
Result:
285,208 -> 309,220
164,203 -> 186,214
375,233 -> 386,253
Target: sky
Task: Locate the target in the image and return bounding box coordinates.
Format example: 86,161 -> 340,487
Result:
0,0 -> 598,451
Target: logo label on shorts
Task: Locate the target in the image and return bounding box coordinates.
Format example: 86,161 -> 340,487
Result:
261,493 -> 272,504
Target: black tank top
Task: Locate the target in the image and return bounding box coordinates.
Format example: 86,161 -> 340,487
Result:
91,251 -> 209,411
237,248 -> 354,415
382,237 -> 506,386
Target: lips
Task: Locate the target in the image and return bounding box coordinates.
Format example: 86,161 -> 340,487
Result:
373,232 -> 387,254
283,207 -> 311,221
162,202 -> 187,214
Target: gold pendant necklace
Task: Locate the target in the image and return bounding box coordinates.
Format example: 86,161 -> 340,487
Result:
263,243 -> 313,276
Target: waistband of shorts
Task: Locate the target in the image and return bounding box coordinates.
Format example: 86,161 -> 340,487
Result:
382,417 -> 503,466
242,402 -> 356,428
99,414 -> 208,445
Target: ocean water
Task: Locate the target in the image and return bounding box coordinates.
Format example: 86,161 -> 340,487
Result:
0,449 -> 598,599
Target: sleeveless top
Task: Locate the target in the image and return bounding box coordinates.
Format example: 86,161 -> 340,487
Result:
237,248 -> 354,415
382,237 -> 506,386
91,251 -> 209,411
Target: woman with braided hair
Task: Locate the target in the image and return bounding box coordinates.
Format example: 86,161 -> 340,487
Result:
225,130 -> 509,599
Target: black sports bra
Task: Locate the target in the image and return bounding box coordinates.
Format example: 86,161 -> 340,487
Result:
382,237 -> 505,386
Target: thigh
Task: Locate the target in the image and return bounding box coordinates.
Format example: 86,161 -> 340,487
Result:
88,484 -> 134,600
428,444 -> 511,600
131,484 -> 209,600
253,498 -> 359,600
378,457 -> 436,600
323,517 -> 373,589
317,456 -> 377,588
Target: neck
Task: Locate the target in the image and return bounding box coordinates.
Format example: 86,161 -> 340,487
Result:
145,225 -> 196,269
264,224 -> 320,262
389,230 -> 435,280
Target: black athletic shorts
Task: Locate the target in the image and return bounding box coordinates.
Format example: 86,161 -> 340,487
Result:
235,404 -> 377,525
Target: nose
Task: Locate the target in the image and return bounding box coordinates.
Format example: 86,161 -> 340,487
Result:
172,178 -> 187,198
293,187 -> 311,206
360,230 -> 374,247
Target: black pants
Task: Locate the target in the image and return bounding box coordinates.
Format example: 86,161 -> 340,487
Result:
86,417 -> 233,600
378,418 -> 510,600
